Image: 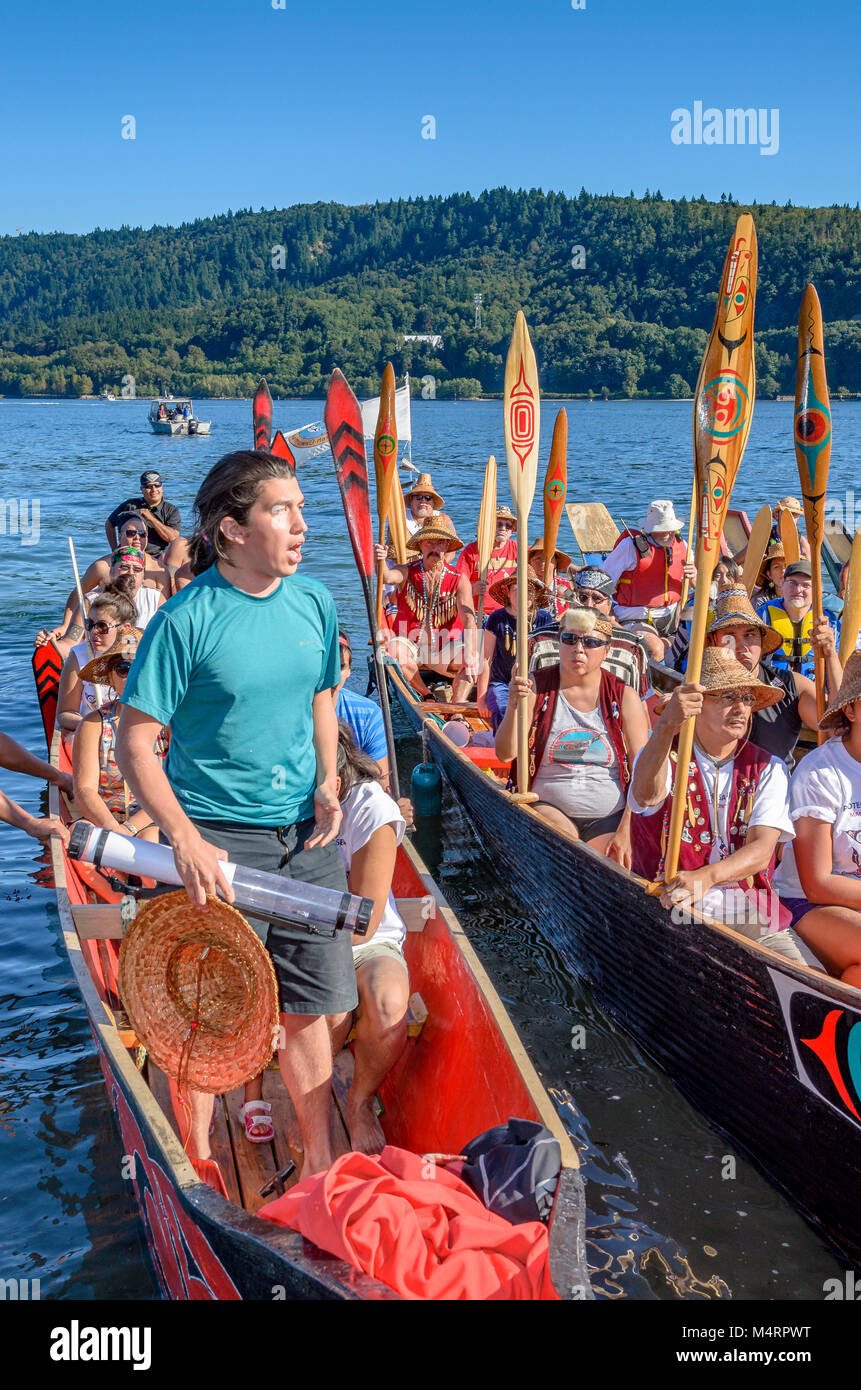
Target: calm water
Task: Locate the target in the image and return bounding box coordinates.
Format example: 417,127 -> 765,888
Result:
0,397 -> 850,1300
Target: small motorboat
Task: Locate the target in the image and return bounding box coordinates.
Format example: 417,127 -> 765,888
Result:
148,396 -> 211,437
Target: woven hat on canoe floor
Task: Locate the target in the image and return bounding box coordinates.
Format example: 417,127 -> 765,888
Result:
697,646 -> 784,713
707,588 -> 782,657
118,891 -> 279,1095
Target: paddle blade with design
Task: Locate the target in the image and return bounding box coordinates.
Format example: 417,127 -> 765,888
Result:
475,455 -> 498,626
325,370 -> 374,582
663,214 -> 758,884
742,503 -> 775,596
388,472 -> 409,566
794,285 -> 832,730
270,429 -> 296,465
252,378 -> 273,452
374,364 -> 399,630
543,410 -> 568,589
504,311 -> 541,797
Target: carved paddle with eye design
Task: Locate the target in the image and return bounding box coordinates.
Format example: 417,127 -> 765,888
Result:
794,284 -> 832,733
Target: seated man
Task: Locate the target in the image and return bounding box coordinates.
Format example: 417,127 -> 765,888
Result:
628,645 -> 804,962
328,725 -> 410,1154
375,516 -> 480,700
602,499 -> 696,660
106,471 -> 181,558
0,731 -> 71,844
757,560 -> 837,681
569,566 -> 650,697
402,472 -> 445,536
35,512 -> 169,651
456,505 -> 518,618
707,586 -> 841,765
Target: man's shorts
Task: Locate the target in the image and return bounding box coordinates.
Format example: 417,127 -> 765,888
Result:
352,939 -> 409,977
178,816 -> 358,1017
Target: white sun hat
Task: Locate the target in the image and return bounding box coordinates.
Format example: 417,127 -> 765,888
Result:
641,499 -> 685,534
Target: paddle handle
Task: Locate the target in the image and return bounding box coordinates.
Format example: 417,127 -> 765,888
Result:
68,537 -> 102,709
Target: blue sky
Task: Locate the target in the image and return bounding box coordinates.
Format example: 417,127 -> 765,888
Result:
1,0 -> 858,236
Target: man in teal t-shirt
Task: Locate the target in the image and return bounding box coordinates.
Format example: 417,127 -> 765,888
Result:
117,450 -> 355,1181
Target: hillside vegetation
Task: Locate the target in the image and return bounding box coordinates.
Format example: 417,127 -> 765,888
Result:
2,188 -> 860,399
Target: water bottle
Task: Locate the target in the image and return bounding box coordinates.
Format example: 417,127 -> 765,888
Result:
410,730 -> 442,817
67,823 -> 371,936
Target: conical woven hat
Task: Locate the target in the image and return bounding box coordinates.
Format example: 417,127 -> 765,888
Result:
708,587 -> 782,657
698,645 -> 784,713
820,650 -> 861,731
118,892 -> 279,1095
403,472 -> 444,509
406,514 -> 464,554
488,564 -> 548,607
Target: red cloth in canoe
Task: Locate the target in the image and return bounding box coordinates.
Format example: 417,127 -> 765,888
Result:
257,1145 -> 559,1301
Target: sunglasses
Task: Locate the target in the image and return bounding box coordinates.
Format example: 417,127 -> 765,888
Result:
86,619 -> 119,635
710,690 -> 755,707
576,589 -> 609,606
123,528 -> 147,538
110,660 -> 133,676
142,481 -> 161,487
560,632 -> 607,650
496,520 -> 516,531
411,494 -> 434,502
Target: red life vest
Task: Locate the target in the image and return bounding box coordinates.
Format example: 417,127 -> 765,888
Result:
457,539 -> 518,614
631,739 -> 776,902
389,561 -> 462,642
612,531 -> 686,609
508,664 -> 630,794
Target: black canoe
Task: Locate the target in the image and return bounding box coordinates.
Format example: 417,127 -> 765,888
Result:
386,664 -> 861,1265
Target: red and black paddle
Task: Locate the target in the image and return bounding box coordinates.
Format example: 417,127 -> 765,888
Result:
324,369 -> 400,800
252,378 -> 273,452
270,429 -> 296,465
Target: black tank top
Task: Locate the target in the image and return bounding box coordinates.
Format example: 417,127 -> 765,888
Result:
751,660 -> 801,764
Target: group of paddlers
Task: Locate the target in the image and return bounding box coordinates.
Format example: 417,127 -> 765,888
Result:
1,448 -> 860,1200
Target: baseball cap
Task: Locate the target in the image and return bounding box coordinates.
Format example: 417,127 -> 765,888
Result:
784,560 -> 812,580
140,471 -> 163,486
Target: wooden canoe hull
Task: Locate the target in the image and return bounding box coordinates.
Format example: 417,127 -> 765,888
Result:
388,667 -> 861,1264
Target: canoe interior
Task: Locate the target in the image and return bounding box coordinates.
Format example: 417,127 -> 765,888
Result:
47,718 -> 587,1298
386,663 -> 861,1266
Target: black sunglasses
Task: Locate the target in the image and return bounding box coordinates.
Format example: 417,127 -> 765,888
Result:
111,660 -> 133,676
560,632 -> 607,650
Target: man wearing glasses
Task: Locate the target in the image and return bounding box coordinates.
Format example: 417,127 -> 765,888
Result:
629,645 -> 805,962
456,505 -> 519,617
756,560 -> 837,681
106,471 -> 181,558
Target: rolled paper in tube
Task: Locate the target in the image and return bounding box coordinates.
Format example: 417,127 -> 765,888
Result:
67,823 -> 371,936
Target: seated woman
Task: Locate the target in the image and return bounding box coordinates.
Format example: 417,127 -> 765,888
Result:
72,630 -> 165,841
476,568 -> 554,730
328,725 -> 410,1155
773,652 -> 861,986
56,590 -> 136,735
495,606 -> 649,866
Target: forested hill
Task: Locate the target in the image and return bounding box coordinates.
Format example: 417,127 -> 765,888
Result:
3,188 -> 861,399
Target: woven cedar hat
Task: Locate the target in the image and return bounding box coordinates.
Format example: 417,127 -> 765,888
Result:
707,587 -> 782,657
774,496 -> 803,517
78,627 -> 143,685
403,472 -> 444,509
495,504 -> 517,530
698,645 -> 784,713
406,514 -> 464,554
527,535 -> 573,570
820,650 -> 861,731
119,891 -> 279,1095
488,565 -> 549,607
560,606 -> 614,640
757,541 -> 785,589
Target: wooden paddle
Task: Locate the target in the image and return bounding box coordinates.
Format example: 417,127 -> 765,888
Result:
324,368 -> 400,800
543,410 -> 568,604
475,455 -> 498,628
503,311 -> 541,798
839,527 -> 861,664
678,473 -> 698,613
252,378 -> 273,452
68,537 -> 102,708
374,364 -> 399,632
741,503 -> 774,596
270,429 -> 296,465
662,214 -> 758,886
388,472 -> 409,566
794,284 -> 833,734
779,506 -> 801,565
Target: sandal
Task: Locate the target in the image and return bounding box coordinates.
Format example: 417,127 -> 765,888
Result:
240,1100 -> 275,1144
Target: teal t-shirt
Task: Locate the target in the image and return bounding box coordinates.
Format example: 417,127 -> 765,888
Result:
121,566 -> 340,825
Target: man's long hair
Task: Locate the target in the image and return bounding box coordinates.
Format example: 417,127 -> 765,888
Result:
188,450 -> 297,575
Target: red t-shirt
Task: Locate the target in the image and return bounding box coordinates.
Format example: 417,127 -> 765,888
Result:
457,539 -> 518,615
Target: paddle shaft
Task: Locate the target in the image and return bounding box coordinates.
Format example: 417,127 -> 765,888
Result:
68,536 -> 102,709
359,580 -> 401,802
475,454 -> 498,631
838,529 -> 861,664
516,502 -> 530,784
678,472 -> 698,612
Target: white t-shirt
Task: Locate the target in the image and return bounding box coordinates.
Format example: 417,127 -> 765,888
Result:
405,510 -> 439,537
336,781 -> 407,952
773,736 -> 861,900
84,584 -> 162,630
532,691 -> 624,821
627,743 -> 793,920
71,639 -> 117,714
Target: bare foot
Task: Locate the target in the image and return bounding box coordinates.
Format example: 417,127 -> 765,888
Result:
347,1098 -> 385,1156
